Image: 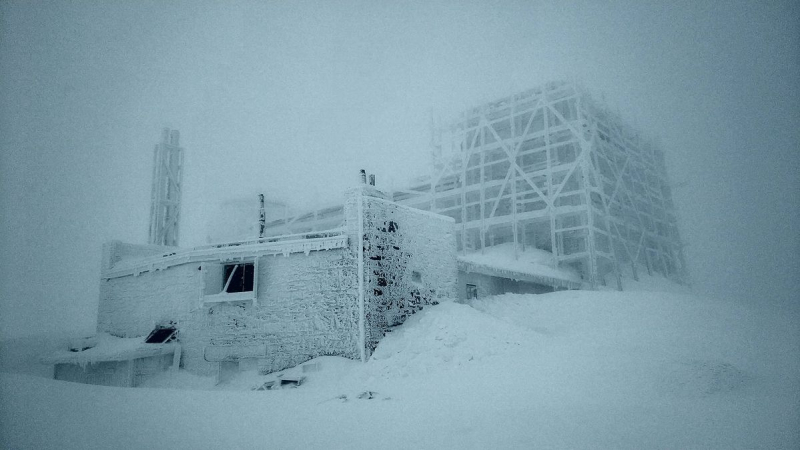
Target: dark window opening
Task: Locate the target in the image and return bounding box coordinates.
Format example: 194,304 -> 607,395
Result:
145,326 -> 177,344
224,263 -> 255,293
466,284 -> 478,299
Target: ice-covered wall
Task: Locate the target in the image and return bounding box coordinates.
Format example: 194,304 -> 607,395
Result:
52,352 -> 174,387
98,258 -> 202,337
97,189 -> 456,377
345,189 -> 458,357
98,241 -> 359,375
457,271 -> 553,300
203,250 -> 360,374
99,256 -> 209,374
54,361 -> 131,387
457,271 -> 502,300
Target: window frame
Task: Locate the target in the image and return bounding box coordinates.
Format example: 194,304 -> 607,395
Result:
466,283 -> 478,300
202,258 -> 259,306
222,263 -> 255,293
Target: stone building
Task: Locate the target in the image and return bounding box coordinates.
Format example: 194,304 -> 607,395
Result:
46,187 -> 456,384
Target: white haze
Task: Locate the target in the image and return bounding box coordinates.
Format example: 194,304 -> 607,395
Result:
1,0 -> 799,338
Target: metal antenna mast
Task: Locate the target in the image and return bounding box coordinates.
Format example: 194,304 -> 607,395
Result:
148,128 -> 183,246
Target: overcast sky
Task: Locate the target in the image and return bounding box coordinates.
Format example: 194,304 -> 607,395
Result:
1,0 -> 798,339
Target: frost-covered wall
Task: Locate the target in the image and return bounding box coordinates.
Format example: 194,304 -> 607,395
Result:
52,353 -> 174,387
98,241 -> 359,375
203,250 -> 360,374
98,254 -> 209,371
98,260 -> 202,337
97,189 -> 456,377
54,361 -> 131,387
345,189 -> 458,357
458,271 -> 501,300
457,271 -> 553,300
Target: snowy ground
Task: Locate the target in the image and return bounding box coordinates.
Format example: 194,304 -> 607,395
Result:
2,290 -> 798,449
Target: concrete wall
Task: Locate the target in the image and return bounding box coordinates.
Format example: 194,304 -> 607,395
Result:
457,271 -> 554,301
54,361 -> 131,387
98,260 -> 210,372
349,192 -> 458,357
97,189 -> 457,376
132,353 -> 174,386
98,242 -> 359,375
98,262 -> 202,338
203,250 -> 360,375
54,355 -> 174,387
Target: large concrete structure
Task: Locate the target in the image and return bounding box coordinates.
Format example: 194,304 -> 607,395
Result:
255,171 -> 583,297
392,81 -> 688,288
46,187 -> 457,383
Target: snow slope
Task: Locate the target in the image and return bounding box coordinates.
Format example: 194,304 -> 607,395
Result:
2,291 -> 798,449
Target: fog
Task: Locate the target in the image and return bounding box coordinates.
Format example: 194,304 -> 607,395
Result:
1,0 -> 798,339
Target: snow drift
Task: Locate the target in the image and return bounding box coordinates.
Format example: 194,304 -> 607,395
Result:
2,290 -> 798,449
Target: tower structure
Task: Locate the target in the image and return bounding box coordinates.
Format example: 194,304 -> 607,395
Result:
392,81 -> 688,288
148,128 -> 183,247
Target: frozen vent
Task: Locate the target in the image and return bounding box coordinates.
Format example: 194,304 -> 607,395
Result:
145,326 -> 177,344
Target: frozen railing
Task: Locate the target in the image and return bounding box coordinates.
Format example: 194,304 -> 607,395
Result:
199,228 -> 346,250
103,228 -> 348,280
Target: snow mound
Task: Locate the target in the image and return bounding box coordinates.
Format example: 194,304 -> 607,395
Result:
3,291 -> 798,450
136,368 -> 218,390
468,290 -> 750,357
365,301 -> 536,378
465,291 -> 794,400
656,359 -> 753,397
463,242 -> 557,266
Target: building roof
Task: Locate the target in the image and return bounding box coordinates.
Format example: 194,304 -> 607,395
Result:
41,333 -> 178,365
457,243 -> 584,289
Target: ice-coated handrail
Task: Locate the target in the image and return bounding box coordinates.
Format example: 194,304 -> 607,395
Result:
104,228 -> 348,280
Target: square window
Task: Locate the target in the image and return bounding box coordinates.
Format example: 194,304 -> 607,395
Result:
466,284 -> 478,299
223,263 -> 255,293
202,260 -> 259,305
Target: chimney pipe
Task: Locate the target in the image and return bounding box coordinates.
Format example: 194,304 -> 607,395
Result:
258,193 -> 266,238
368,174 -> 376,186
359,169 -> 367,184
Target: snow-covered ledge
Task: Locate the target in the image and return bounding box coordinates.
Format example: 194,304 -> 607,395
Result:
202,291 -> 257,305
102,230 -> 348,280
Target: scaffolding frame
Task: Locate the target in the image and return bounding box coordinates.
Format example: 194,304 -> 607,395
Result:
392,81 -> 688,288
148,128 -> 183,247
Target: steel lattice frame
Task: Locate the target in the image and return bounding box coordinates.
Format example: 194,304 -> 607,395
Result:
392,81 -> 688,288
148,128 -> 183,247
